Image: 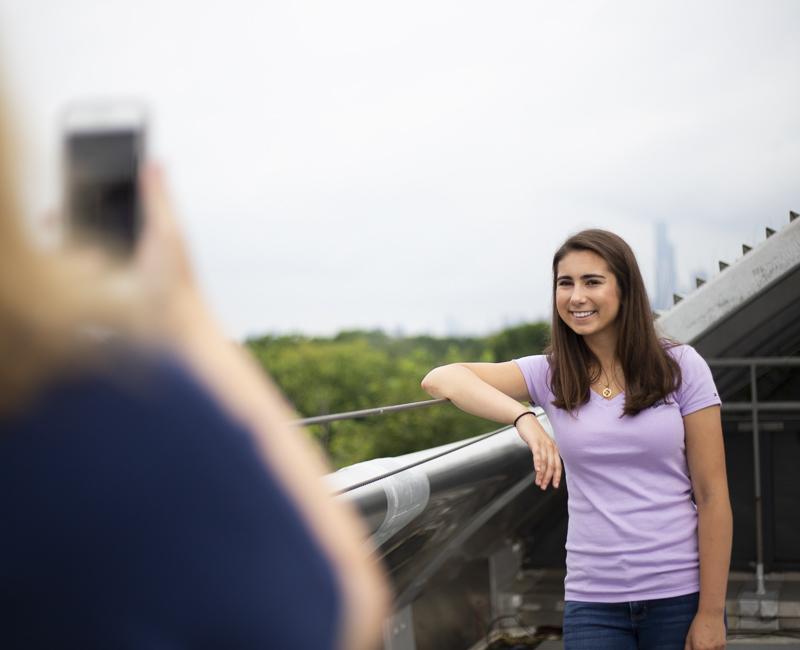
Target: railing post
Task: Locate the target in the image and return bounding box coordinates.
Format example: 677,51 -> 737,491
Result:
383,604 -> 416,650
489,540 -> 524,629
750,362 -> 766,596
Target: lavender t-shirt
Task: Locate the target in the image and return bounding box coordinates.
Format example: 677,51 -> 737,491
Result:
513,344 -> 721,602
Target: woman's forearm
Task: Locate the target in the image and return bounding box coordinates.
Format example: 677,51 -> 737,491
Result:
423,363 -> 562,490
421,364 -> 527,423
696,496 -> 733,615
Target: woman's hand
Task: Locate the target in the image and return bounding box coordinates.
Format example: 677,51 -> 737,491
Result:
684,611 -> 726,649
133,163 -> 214,337
516,417 -> 562,490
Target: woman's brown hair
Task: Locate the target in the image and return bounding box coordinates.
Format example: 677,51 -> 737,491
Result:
546,229 -> 681,416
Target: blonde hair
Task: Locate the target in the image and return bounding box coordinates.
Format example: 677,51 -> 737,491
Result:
0,90 -> 148,414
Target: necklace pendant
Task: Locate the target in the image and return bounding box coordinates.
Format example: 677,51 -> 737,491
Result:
602,387 -> 613,398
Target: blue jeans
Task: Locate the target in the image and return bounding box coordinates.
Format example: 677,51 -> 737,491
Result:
563,592 -> 724,649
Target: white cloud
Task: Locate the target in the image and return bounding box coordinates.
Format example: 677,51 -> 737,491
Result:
2,0 -> 798,338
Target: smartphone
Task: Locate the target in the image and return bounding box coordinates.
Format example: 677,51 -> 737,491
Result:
63,102 -> 147,256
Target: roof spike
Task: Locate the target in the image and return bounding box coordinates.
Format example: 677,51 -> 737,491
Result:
742,244 -> 752,254
673,293 -> 683,305
766,227 -> 776,238
719,260 -> 729,271
695,277 -> 706,288
791,210 -> 799,222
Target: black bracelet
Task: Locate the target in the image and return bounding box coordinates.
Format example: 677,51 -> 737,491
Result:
513,411 -> 535,427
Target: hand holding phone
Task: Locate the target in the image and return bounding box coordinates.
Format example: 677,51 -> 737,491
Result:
63,102 -> 146,256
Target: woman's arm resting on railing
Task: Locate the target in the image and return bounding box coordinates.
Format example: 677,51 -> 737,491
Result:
421,362 -> 562,490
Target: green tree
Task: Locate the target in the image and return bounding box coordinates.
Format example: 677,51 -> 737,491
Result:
486,322 -> 551,361
246,322 -> 549,468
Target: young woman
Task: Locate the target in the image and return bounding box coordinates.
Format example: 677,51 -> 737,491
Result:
0,95 -> 389,647
422,229 -> 731,650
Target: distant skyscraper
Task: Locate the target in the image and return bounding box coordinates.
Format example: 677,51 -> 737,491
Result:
445,314 -> 462,337
653,221 -> 677,311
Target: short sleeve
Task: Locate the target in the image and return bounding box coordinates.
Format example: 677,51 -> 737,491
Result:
674,345 -> 722,416
512,355 -> 549,406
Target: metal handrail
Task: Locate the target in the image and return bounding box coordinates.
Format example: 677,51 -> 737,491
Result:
292,397 -> 522,494
291,356 -> 798,596
333,424 -> 512,495
293,358 -> 800,426
707,357 -> 800,367
292,398 -> 448,426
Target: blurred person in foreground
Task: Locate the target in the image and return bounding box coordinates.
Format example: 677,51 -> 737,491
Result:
0,97 -> 389,649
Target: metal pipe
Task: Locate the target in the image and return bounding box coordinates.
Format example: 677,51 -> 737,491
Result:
750,363 -> 766,596
291,358 -> 797,427
706,358 -> 800,367
722,401 -> 800,412
292,398 -> 448,426
334,425 -> 509,495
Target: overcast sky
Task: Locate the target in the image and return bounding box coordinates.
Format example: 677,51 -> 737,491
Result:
2,0 -> 798,339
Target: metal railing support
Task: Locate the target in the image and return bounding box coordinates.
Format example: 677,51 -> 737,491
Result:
749,363 -> 766,596
707,356 -> 800,596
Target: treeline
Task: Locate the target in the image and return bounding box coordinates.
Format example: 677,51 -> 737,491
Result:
246,322 -> 550,469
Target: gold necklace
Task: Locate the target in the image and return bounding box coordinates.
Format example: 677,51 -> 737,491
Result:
600,363 -> 617,399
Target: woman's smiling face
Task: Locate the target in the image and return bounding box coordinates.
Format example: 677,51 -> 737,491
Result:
555,250 -> 621,339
